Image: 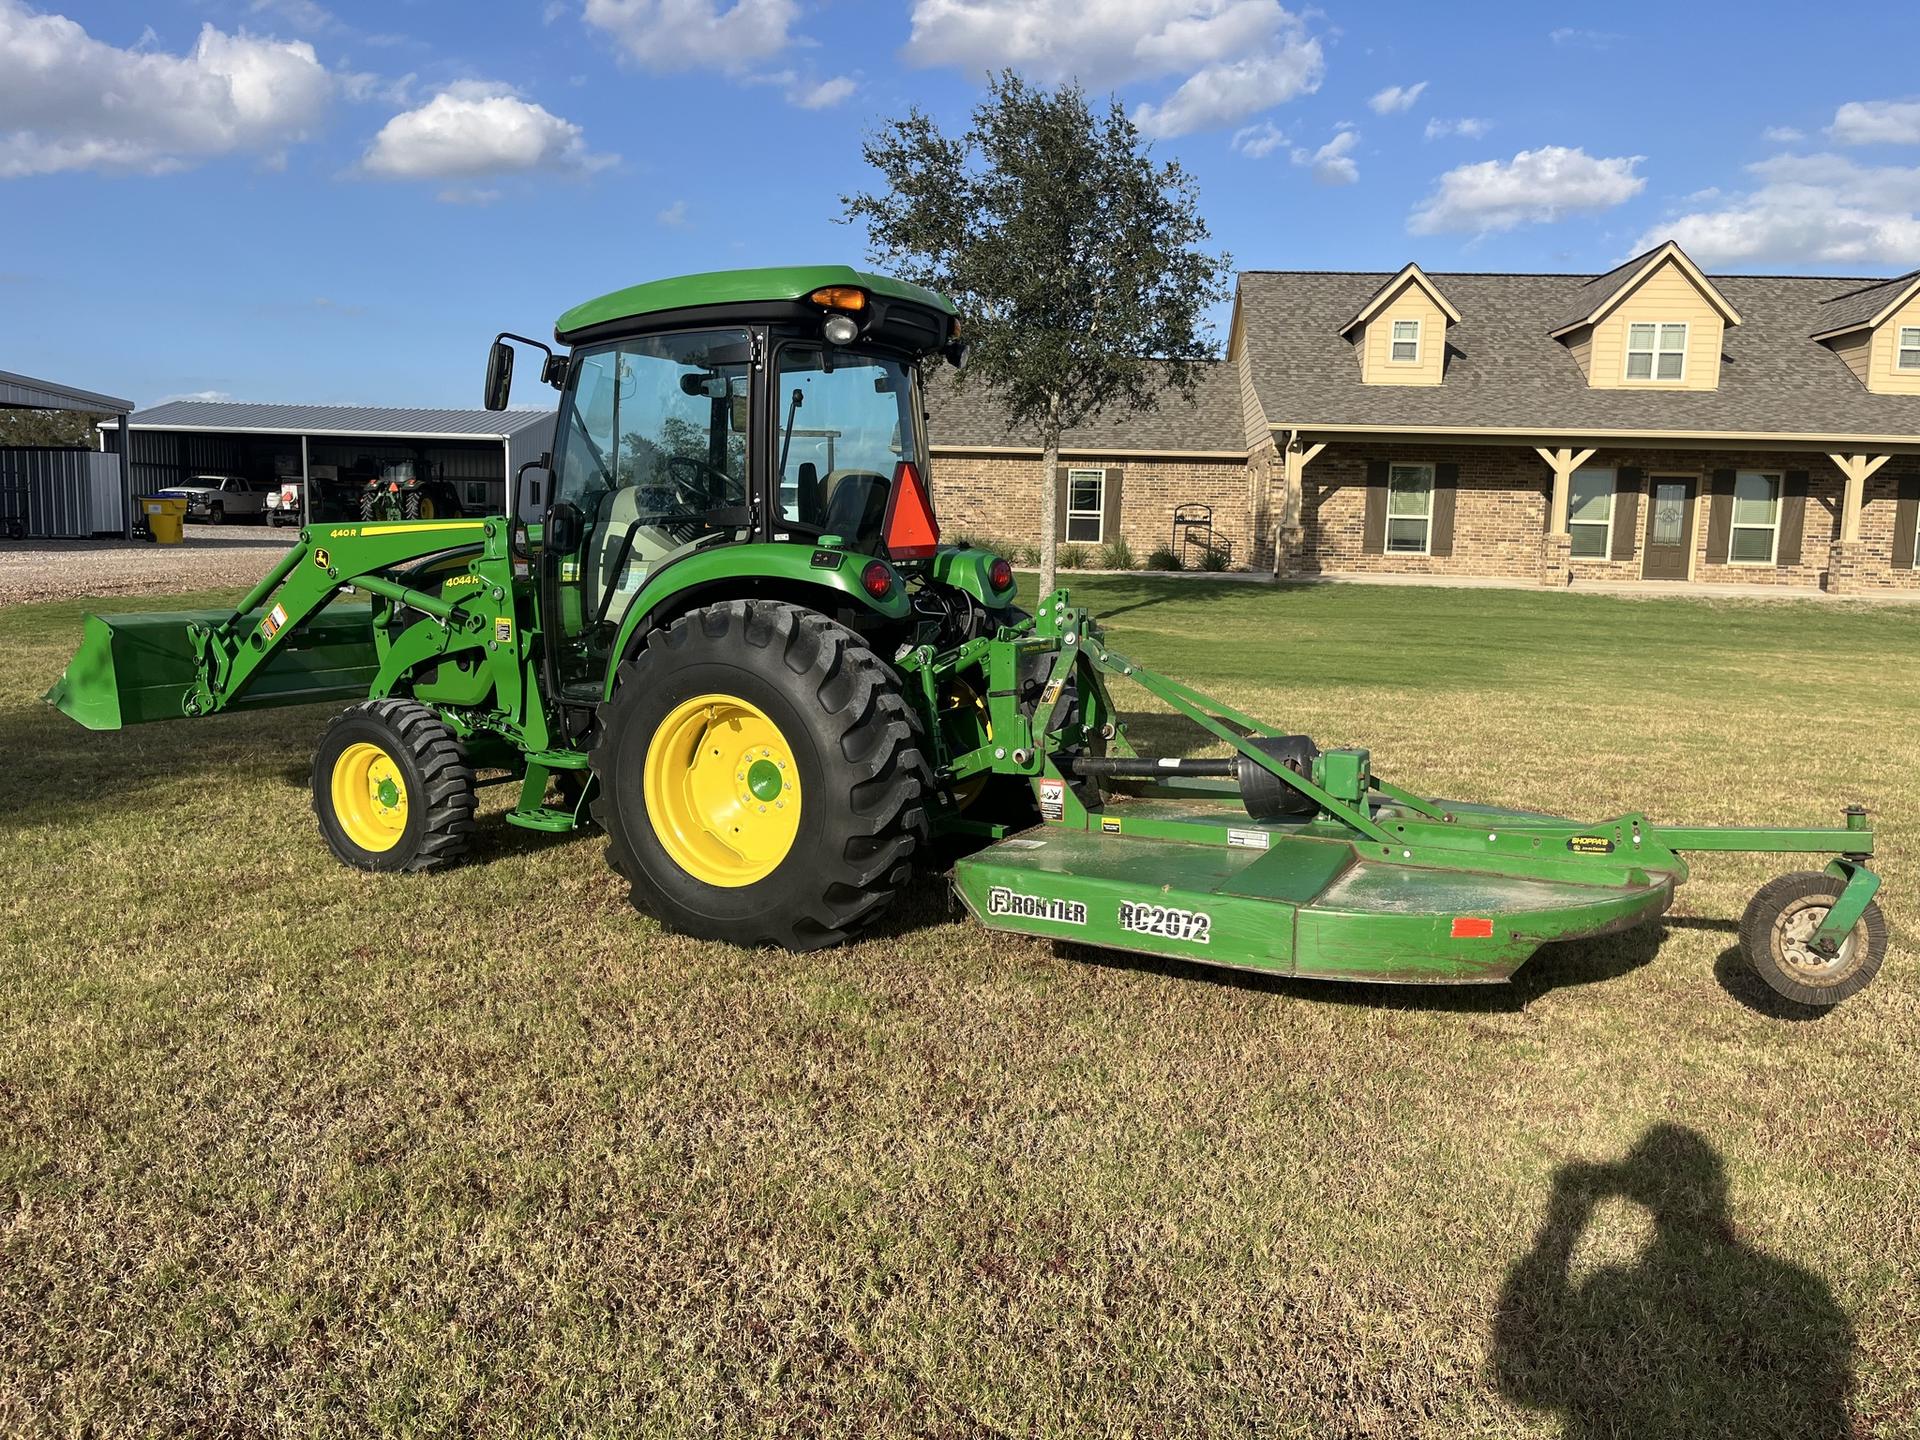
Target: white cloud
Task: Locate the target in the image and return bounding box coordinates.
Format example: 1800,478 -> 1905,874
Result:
1549,26 -> 1620,48
582,0 -> 796,72
1424,115 -> 1489,141
905,1 -> 1324,138
1231,119 -> 1285,158
1409,145 -> 1644,234
792,74 -> 855,108
1367,80 -> 1425,115
1636,151 -> 1920,266
1762,125 -> 1804,144
1829,98 -> 1920,146
657,198 -> 689,227
156,389 -> 234,405
361,81 -> 615,183
0,2 -> 333,178
1292,126 -> 1357,185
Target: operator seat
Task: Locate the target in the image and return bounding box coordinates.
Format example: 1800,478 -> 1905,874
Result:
591,484 -> 681,626
818,471 -> 889,545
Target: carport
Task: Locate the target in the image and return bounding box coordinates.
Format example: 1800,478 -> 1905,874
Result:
106,402 -> 555,526
0,369 -> 134,538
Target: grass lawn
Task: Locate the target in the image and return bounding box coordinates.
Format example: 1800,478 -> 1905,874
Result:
1,575 -> 1914,1437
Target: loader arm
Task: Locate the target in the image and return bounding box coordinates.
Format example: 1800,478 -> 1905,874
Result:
47,519 -> 553,751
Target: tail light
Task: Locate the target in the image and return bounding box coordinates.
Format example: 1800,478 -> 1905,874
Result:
881,460 -> 939,561
988,556 -> 1014,594
861,560 -> 895,600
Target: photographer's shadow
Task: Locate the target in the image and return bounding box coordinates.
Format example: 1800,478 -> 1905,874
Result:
1491,1124 -> 1854,1439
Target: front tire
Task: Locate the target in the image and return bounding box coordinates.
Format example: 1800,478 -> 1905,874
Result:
592,600 -> 929,950
312,699 -> 477,872
1739,871 -> 1887,1008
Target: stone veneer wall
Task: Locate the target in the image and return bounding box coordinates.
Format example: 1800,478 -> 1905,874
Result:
1285,442 -> 1920,590
930,450 -> 1255,566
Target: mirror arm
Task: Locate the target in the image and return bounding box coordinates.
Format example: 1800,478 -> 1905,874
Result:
494,332 -> 570,391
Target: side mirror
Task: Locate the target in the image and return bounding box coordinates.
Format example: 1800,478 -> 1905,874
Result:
545,499 -> 586,555
483,340 -> 514,411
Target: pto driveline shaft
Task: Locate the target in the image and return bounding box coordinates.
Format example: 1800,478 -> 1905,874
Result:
1072,756 -> 1237,779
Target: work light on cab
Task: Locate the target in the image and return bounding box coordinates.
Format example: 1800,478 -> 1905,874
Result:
811,286 -> 867,345
881,460 -> 939,560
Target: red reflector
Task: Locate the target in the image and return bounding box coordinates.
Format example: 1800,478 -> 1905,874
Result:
861,560 -> 895,599
1451,916 -> 1495,939
988,556 -> 1014,592
881,460 -> 940,560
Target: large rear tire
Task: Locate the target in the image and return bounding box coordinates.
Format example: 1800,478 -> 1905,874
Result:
311,699 -> 477,873
592,600 -> 929,950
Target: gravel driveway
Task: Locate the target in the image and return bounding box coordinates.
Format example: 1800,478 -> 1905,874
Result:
0,527 -> 300,604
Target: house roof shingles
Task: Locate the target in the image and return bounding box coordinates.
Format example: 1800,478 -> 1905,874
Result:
927,360 -> 1244,452
1809,272 -> 1920,338
1238,268 -> 1920,439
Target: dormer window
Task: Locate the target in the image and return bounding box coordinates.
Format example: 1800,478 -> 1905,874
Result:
1899,326 -> 1920,370
1626,322 -> 1688,381
1390,319 -> 1421,364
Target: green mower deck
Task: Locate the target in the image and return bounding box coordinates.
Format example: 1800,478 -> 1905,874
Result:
956,803 -> 1676,983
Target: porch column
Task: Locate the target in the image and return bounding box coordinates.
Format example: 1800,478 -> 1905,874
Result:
1271,436 -> 1325,578
1824,452 -> 1889,593
1532,445 -> 1596,587
300,434 -> 311,529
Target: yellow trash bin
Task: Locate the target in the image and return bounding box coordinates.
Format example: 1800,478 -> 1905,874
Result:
143,497 -> 187,545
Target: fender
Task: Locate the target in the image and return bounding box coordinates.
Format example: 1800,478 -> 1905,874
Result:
602,541 -> 911,697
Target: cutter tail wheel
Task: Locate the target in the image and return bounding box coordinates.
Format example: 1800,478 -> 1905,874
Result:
592,599 -> 930,951
1739,871 -> 1887,1008
312,698 -> 478,873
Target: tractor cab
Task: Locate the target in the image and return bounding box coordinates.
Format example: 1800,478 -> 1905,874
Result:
489,268 -> 972,694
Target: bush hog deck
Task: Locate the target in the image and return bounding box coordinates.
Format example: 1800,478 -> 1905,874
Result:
46,267 -> 1889,1011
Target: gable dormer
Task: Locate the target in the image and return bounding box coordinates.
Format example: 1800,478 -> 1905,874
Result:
1341,263 -> 1460,386
1550,241 -> 1741,391
1810,271 -> 1920,395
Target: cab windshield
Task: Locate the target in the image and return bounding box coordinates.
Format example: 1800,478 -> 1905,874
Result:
773,346 -> 927,551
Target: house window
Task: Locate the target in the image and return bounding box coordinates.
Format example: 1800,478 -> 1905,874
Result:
1625,322 -> 1688,380
1898,326 -> 1920,371
1065,467 -> 1104,543
462,481 -> 492,511
1387,463 -> 1434,553
1729,471 -> 1781,564
1568,468 -> 1616,559
1390,319 -> 1421,364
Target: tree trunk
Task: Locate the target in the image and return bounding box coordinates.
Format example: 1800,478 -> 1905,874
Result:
1037,404 -> 1062,599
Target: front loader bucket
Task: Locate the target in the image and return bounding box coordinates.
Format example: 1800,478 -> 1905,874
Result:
46,605 -> 380,730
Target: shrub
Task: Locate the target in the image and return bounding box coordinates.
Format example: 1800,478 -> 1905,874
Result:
1198,547 -> 1232,572
1097,537 -> 1136,570
1144,546 -> 1182,571
1057,543 -> 1089,570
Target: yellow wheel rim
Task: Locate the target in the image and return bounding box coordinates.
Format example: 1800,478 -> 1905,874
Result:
331,741 -> 408,852
644,693 -> 802,887
417,495 -> 437,518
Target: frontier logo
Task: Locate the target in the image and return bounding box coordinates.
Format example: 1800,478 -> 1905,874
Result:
987,886 -> 1087,925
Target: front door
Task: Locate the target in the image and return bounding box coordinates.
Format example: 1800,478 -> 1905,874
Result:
1641,477 -> 1695,580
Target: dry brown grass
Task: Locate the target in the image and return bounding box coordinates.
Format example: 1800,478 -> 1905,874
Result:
1,576 -> 1914,1437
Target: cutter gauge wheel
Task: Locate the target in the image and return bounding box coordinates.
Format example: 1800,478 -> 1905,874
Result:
1739,871 -> 1887,1008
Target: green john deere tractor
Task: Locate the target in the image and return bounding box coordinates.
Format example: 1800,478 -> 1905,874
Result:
360,457 -> 463,522
47,266 -> 1891,1008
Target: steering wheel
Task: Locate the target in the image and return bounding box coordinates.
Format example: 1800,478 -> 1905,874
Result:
663,454 -> 737,514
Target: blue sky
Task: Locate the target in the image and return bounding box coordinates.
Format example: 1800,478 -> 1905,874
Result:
4,0 -> 1919,408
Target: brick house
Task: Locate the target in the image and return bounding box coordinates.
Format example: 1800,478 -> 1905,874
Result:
926,242 -> 1920,592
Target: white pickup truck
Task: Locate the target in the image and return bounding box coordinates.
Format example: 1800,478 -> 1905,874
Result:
156,474 -> 268,524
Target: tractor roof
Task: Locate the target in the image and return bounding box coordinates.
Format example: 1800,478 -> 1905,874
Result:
555,265 -> 956,342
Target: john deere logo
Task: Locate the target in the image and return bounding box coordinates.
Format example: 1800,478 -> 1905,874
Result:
313,548 -> 330,569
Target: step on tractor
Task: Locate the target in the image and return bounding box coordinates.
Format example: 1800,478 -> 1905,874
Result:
48,267 -> 1890,1010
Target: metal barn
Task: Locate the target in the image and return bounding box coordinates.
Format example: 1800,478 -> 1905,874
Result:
107,403 -> 556,526
0,369 -> 134,538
